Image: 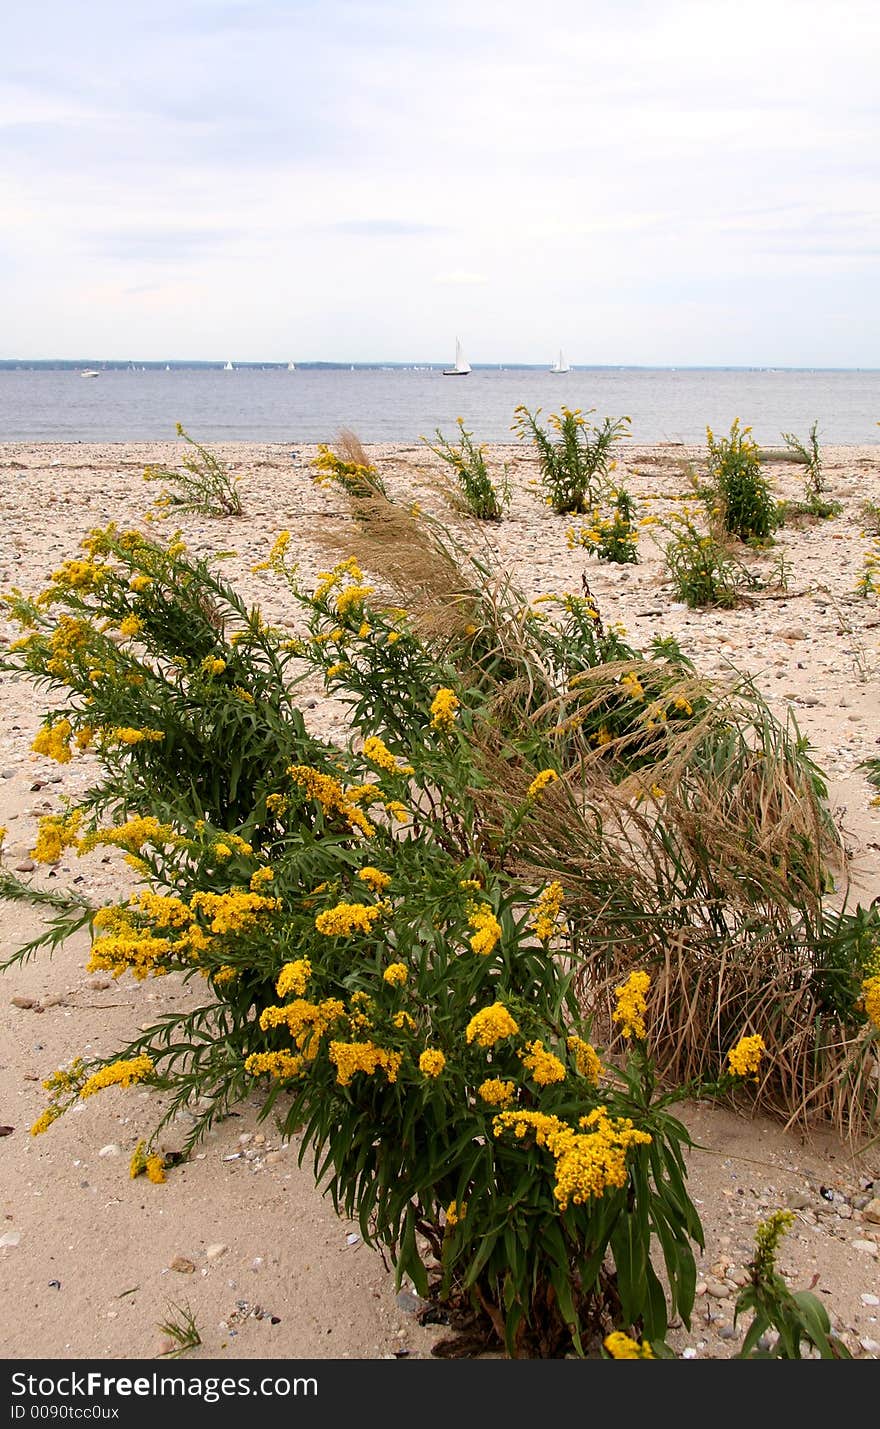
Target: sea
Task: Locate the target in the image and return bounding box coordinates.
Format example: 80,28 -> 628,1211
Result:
1,364 -> 879,447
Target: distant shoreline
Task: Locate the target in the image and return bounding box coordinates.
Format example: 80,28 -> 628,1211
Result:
2,362 -> 880,375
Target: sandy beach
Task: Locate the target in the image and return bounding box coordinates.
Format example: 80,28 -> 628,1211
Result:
1,437 -> 879,1362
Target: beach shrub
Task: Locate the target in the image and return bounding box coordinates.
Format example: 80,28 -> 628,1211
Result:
143,424 -> 243,517
566,486 -> 639,564
662,514 -> 747,608
513,405 -> 630,515
2,491 -> 878,1353
855,537 -> 880,597
423,419 -> 508,521
703,419 -> 779,543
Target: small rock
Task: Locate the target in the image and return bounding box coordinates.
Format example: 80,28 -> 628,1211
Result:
206,1243 -> 228,1261
719,1325 -> 739,1341
346,1233 -> 361,1247
0,1231 -> 22,1248
11,995 -> 38,1009
1,768 -> 16,779
860,1293 -> 880,1306
87,975 -> 113,991
41,993 -> 65,1008
265,1151 -> 283,1166
694,1281 -> 708,1297
395,1290 -> 427,1314
859,1338 -> 880,1356
169,1256 -> 195,1274
705,1279 -> 731,1300
98,1144 -> 120,1158
863,1198 -> 880,1225
14,860 -> 36,873
851,1239 -> 878,1256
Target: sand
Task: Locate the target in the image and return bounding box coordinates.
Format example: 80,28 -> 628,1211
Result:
1,438 -> 879,1362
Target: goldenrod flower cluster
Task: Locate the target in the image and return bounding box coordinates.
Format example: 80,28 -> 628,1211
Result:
362,735 -> 414,776
465,1003 -> 519,1048
526,769 -> 559,799
190,889 -> 280,934
419,1049 -> 446,1078
520,1040 -> 566,1086
79,1055 -> 154,1099
604,1332 -> 654,1359
528,881 -> 565,944
430,688 -> 459,732
493,1106 -> 651,1209
329,1040 -> 402,1086
478,1078 -> 515,1106
357,866 -> 391,893
31,811 -> 82,864
620,671 -> 645,701
752,1209 -> 795,1279
118,615 -> 142,639
567,1036 -> 603,1084
315,901 -> 383,937
313,556 -> 365,602
87,932 -> 173,980
467,903 -> 502,957
727,1033 -> 766,1078
260,997 -> 346,1059
854,966 -> 880,1027
276,959 -> 312,998
244,1050 -> 305,1080
612,970 -> 651,1040
30,1106 -> 63,1137
79,816 -> 182,854
32,718 -> 74,764
200,656 -> 227,676
108,727 -> 165,745
288,763 -> 375,837
383,962 -> 408,987
445,1200 -> 467,1227
250,866 -> 275,890
129,1141 -> 166,1183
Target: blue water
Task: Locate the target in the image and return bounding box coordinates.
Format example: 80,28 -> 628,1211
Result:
1,366 -> 879,445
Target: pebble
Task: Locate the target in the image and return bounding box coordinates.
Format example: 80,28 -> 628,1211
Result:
863,1198 -> 880,1225
169,1256 -> 195,1274
0,1230 -> 22,1248
705,1279 -> 731,1299
205,1243 -> 228,1261
851,1240 -> 878,1256
10,995 -> 37,1009
98,1144 -> 120,1158
14,860 -> 36,873
87,976 -> 113,991
860,1293 -> 880,1306
859,1338 -> 880,1355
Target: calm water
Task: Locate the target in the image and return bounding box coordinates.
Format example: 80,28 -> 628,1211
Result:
1,367 -> 879,446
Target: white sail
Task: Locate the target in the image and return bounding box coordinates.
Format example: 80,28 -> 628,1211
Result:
550,349 -> 570,374
287,361 -> 296,371
443,337 -> 471,375
224,360 -> 234,371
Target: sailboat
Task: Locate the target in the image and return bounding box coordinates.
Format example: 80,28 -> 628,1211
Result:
442,337 -> 471,376
550,349 -> 571,374
287,361 -> 296,371
224,360 -> 234,371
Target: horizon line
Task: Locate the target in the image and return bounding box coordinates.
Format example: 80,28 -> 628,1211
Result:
2,359 -> 879,373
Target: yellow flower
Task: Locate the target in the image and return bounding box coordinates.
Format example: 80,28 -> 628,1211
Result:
315,902 -> 383,937
467,903 -> 502,957
478,1078 -> 515,1106
419,1049 -> 446,1078
430,688 -> 460,732
466,1003 -> 519,1048
861,974 -> 880,1028
604,1331 -> 654,1360
329,1040 -> 402,1086
519,1039 -> 566,1086
528,881 -> 564,943
358,866 -> 391,893
727,1033 -> 765,1078
288,764 -> 375,838
79,1055 -> 154,1099
30,1106 -> 62,1137
567,1036 -> 603,1083
245,1050 -> 305,1080
362,735 -> 413,776
383,962 -> 408,987
31,718 -> 74,764
526,768 -> 559,799
31,811 -> 82,864
493,1107 -> 651,1209
445,1200 -> 467,1228
108,727 -> 165,745
276,959 -> 311,998
612,970 -> 650,1040
118,615 -> 142,639
200,656 -> 227,676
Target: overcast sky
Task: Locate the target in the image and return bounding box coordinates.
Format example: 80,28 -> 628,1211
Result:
2,0 -> 878,365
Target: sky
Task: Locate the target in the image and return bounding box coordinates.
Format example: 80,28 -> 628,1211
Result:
1,0 -> 878,366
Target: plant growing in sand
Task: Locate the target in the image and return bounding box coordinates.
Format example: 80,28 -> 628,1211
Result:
703,419 -> 779,543
661,513 -> 751,609
2,482 -> 879,1356
733,1210 -> 851,1359
512,405 -> 630,515
566,486 -> 639,565
423,419 -> 508,521
311,429 -> 387,498
143,424 -> 243,517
